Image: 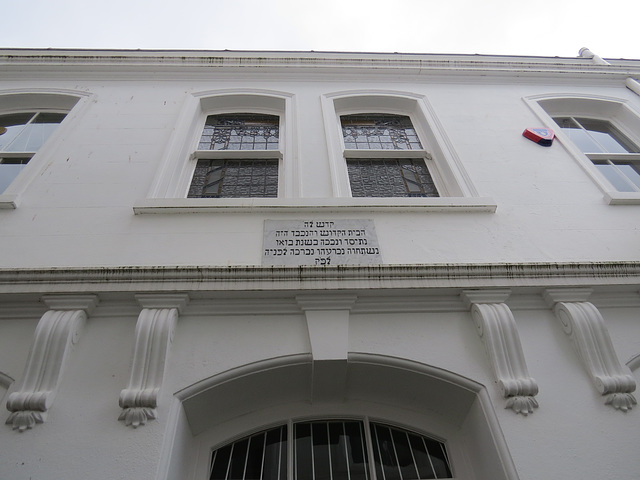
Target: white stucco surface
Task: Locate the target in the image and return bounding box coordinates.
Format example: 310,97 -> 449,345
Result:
1,49 -> 639,480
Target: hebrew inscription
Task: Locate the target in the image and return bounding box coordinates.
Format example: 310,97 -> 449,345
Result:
263,219 -> 382,266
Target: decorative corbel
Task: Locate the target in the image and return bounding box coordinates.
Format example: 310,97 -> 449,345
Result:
461,290 -> 539,415
6,295 -> 98,431
544,288 -> 636,411
118,294 -> 189,428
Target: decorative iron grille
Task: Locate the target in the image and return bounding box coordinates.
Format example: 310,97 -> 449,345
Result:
341,115 -> 422,150
347,159 -> 438,198
188,159 -> 278,198
198,114 -> 280,151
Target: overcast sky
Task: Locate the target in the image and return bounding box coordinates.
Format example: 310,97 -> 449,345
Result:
1,0 -> 639,60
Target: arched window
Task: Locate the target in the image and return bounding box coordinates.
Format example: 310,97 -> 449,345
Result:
187,113 -> 281,199
0,111 -> 67,194
138,90 -> 297,209
168,356 -> 516,480
0,91 -> 86,208
209,419 -> 452,480
321,92 -> 485,202
340,114 -> 439,198
552,116 -> 640,193
525,94 -> 640,204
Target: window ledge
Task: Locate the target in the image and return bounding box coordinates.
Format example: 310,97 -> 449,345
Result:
605,191 -> 640,205
0,194 -> 19,209
133,197 -> 497,214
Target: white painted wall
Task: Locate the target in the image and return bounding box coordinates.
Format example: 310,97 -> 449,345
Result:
0,50 -> 639,480
0,72 -> 638,266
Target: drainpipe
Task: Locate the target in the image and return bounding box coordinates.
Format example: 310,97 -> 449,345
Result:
626,78 -> 640,97
579,47 -> 610,65
578,47 -> 640,98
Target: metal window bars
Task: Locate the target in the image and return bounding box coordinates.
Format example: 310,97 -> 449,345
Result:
210,420 -> 451,480
341,115 -> 422,151
346,159 -> 439,198
198,114 -> 280,151
187,159 -> 279,198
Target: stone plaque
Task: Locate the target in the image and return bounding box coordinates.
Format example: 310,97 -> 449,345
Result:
263,219 -> 382,266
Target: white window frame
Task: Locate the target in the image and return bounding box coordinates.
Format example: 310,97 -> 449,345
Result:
524,94 -> 640,205
136,90 -> 299,212
0,90 -> 89,209
340,114 -> 442,198
187,111 -> 285,199
320,91 -> 495,212
135,90 -> 495,214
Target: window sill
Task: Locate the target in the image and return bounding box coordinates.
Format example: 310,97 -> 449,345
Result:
0,194 -> 19,209
605,191 -> 640,205
133,197 -> 497,214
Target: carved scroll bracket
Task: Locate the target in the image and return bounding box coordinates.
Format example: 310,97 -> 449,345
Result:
6,295 -> 99,431
118,294 -> 189,428
545,288 -> 637,411
462,290 -> 539,415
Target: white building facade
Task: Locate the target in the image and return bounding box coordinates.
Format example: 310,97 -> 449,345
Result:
0,49 -> 639,480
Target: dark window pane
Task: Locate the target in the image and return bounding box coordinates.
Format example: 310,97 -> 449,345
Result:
341,114 -> 422,150
423,438 -> 452,479
33,112 -> 67,124
345,421 -> 369,480
312,423 -> 331,480
295,423 -> 313,480
188,159 -> 278,198
211,444 -> 233,480
212,421 -> 450,480
211,426 -> 287,480
245,433 -> 266,480
371,424 -> 401,480
263,426 -> 287,480
229,438 -> 249,480
347,159 -> 438,198
199,114 -> 280,151
408,434 -> 436,479
295,421 -> 370,480
391,429 -> 420,480
0,112 -> 35,128
370,423 -> 452,480
328,422 -> 349,480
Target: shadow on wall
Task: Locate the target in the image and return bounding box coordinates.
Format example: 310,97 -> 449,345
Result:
165,353 -> 518,480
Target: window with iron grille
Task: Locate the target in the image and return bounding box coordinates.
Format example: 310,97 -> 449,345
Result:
340,114 -> 439,198
341,115 -> 422,151
188,114 -> 280,198
347,159 -> 438,198
188,159 -> 278,198
209,419 -> 452,480
0,111 -> 67,194
553,116 -> 640,193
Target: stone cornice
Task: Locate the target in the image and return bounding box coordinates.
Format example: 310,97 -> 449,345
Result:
0,262 -> 638,294
1,49 -> 639,80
